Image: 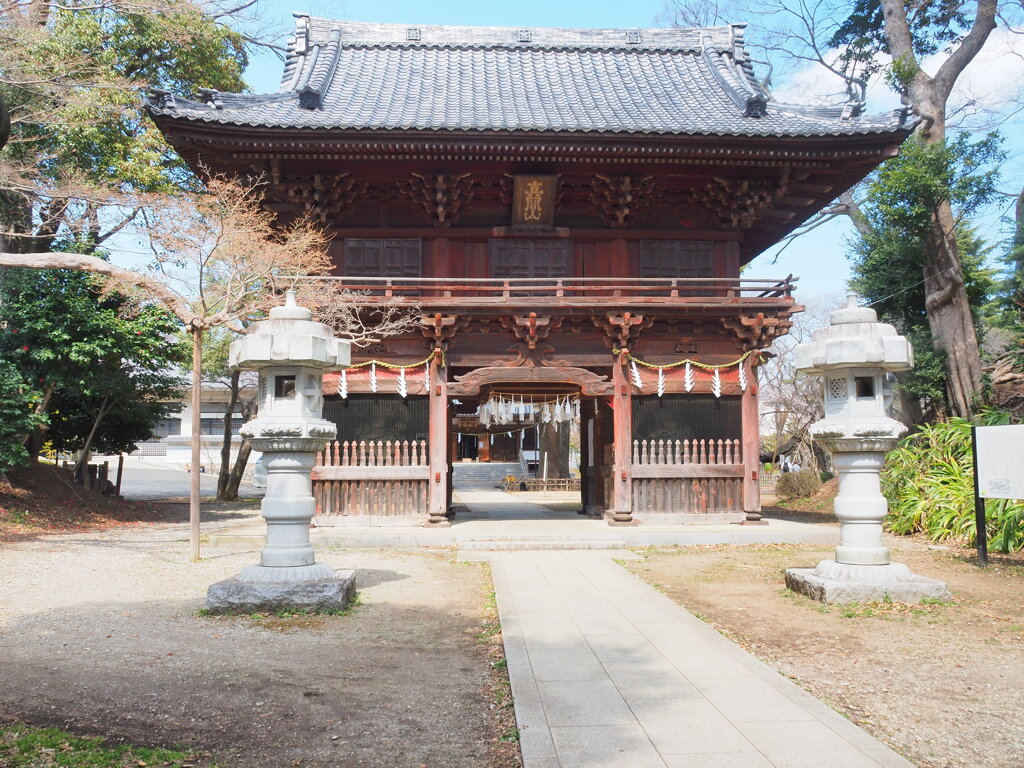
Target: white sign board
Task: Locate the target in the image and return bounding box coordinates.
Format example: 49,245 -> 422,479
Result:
974,425 -> 1024,499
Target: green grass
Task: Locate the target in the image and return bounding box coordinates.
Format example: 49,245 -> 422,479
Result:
0,724 -> 201,767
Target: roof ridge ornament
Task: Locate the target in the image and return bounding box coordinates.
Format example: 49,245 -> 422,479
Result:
296,28 -> 342,110
700,34 -> 768,118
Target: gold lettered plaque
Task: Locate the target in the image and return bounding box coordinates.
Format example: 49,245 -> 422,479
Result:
512,175 -> 558,226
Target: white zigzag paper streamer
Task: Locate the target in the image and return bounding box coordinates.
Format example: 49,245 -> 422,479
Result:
657,368 -> 665,397
684,361 -> 694,392
712,368 -> 721,398
397,366 -> 407,398
369,362 -> 377,393
630,360 -> 642,389
738,362 -> 747,391
424,361 -> 430,390
340,368 -> 348,399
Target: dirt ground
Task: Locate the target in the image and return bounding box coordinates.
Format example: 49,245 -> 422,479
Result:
0,463 -> 181,541
626,531 -> 1024,768
0,510 -> 521,768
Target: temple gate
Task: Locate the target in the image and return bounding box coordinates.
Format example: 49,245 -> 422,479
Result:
150,19 -> 913,526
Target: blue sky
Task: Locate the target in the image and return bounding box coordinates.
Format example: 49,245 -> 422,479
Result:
234,1 -> 1022,307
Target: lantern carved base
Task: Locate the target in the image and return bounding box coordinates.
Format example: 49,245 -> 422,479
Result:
784,560 -> 950,605
205,569 -> 356,614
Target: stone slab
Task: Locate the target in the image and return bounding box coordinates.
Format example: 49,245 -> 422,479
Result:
784,567 -> 951,604
205,570 -> 355,613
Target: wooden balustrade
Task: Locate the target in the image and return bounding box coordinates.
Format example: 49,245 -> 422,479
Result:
313,439 -> 429,519
630,437 -> 744,516
632,438 -> 741,466
317,439 -> 427,467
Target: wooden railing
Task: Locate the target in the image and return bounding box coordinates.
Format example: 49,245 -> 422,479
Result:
298,275 -> 797,307
317,439 -> 428,468
631,437 -> 744,516
313,439 -> 429,519
633,438 -> 741,467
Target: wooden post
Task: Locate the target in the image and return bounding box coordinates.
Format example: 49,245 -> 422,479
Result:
189,327 -> 202,561
610,352 -> 633,524
592,397 -> 608,515
114,454 -> 124,498
579,399 -> 590,515
741,357 -> 764,523
428,354 -> 450,525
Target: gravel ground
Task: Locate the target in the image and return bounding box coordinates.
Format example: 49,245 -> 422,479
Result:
0,508 -> 512,767
627,536 -> 1024,768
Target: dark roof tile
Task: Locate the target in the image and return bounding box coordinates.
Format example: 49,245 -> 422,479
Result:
149,18 -> 910,138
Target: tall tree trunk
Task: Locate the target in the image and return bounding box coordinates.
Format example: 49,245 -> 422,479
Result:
539,422 -> 569,479
877,0 -> 997,418
921,189 -> 983,417
72,394 -> 111,477
216,369 -> 241,500
0,93 -> 9,151
223,439 -> 253,500
189,328 -> 202,563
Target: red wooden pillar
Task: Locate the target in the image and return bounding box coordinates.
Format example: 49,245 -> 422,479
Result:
610,352 -> 633,524
741,357 -> 763,523
428,355 -> 450,525
579,399 -> 590,515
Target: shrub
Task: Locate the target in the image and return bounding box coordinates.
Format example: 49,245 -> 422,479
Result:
883,415 -> 1024,553
776,469 -> 822,500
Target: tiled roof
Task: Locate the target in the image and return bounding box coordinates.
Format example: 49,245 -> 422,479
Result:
148,17 -> 910,138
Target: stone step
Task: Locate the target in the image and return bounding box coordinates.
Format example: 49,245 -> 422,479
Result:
451,462 -> 523,489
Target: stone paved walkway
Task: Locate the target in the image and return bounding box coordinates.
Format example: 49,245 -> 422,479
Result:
475,550 -> 914,768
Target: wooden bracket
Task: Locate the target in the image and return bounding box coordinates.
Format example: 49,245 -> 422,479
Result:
593,312 -> 654,350
399,172 -> 474,227
589,174 -> 658,228
420,313 -> 468,352
721,312 -> 793,351
263,166 -> 366,224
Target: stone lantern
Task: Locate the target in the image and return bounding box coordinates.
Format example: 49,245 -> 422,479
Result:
784,295 -> 950,603
206,291 -> 354,612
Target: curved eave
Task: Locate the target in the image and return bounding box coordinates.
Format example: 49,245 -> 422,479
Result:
150,109 -> 913,164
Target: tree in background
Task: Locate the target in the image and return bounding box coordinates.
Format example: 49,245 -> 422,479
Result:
663,0 -> 1022,418
0,362 -> 44,482
0,267 -> 186,471
848,133 -> 1002,418
0,0 -> 249,255
758,297 -> 839,468
0,175 -> 418,557
200,326 -> 259,501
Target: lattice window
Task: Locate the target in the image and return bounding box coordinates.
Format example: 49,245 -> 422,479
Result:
631,394 -> 741,443
323,394 -> 428,442
343,238 -> 422,277
491,239 -> 572,279
639,240 -> 715,279
828,377 -> 848,400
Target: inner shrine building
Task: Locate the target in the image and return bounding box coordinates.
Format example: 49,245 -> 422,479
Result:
149,18 -> 912,527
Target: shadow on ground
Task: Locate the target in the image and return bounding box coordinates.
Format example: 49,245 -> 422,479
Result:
1,591 -> 494,768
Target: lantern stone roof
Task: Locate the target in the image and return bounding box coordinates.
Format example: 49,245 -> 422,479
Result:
793,296 -> 914,374
148,16 -> 911,138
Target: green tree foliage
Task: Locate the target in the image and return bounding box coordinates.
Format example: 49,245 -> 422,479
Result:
884,413 -> 1024,553
849,133 -> 1003,413
830,0 -> 977,82
0,267 -> 187,458
1,0 -> 249,252
0,361 -> 44,476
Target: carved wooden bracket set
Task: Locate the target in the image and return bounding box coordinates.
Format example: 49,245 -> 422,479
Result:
399,172 -> 475,227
